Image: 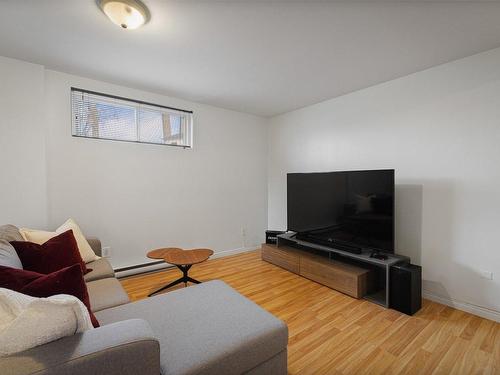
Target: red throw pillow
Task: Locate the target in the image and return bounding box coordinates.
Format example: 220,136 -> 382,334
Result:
0,264 -> 99,327
10,230 -> 91,275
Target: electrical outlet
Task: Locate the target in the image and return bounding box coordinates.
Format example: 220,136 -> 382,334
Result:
480,270 -> 493,280
102,246 -> 112,258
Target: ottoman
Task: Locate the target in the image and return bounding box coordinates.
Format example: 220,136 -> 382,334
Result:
95,280 -> 288,375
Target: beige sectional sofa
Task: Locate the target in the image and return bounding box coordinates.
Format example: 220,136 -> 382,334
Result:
0,226 -> 288,375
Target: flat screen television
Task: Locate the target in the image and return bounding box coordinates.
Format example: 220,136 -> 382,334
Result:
287,169 -> 394,254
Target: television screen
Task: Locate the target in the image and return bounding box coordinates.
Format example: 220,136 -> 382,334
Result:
287,169 -> 394,253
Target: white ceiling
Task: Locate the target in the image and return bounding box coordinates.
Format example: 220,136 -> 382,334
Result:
1,1 -> 500,116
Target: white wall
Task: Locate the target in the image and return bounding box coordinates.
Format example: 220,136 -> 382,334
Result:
0,56 -> 47,228
0,56 -> 268,269
268,48 -> 500,319
44,71 -> 268,268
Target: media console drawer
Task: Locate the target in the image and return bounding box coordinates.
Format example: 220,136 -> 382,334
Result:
299,255 -> 369,298
261,244 -> 370,299
261,244 -> 300,273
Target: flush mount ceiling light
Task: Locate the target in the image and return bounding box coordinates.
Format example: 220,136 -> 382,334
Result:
98,0 -> 150,30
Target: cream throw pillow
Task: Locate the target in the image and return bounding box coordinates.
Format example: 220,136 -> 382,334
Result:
56,219 -> 99,263
19,229 -> 56,245
20,219 -> 99,263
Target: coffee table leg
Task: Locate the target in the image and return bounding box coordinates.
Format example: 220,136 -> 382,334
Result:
180,264 -> 191,287
186,276 -> 201,284
148,277 -> 185,296
181,265 -> 202,284
148,264 -> 202,297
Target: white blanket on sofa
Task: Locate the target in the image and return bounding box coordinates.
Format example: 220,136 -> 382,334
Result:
0,288 -> 94,356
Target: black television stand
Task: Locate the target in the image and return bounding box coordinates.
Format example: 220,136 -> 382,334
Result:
370,250 -> 388,260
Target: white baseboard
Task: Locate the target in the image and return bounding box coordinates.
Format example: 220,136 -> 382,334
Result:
116,246 -> 259,279
423,289 -> 500,323
210,245 -> 260,259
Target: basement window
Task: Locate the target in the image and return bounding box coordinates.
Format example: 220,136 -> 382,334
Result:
71,88 -> 193,148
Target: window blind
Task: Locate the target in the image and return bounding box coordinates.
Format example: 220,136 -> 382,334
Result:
71,88 -> 193,148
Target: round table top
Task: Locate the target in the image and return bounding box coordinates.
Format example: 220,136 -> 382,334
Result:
147,247 -> 214,266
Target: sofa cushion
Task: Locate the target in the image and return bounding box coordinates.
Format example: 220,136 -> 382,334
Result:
86,278 -> 130,312
11,230 -> 91,275
84,258 -> 114,282
95,280 -> 288,375
0,240 -> 23,269
0,225 -> 23,242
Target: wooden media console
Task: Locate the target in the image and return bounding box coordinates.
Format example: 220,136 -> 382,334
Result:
262,243 -> 371,299
261,233 -> 410,307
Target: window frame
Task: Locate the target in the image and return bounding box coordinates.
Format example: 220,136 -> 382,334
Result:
70,87 -> 194,149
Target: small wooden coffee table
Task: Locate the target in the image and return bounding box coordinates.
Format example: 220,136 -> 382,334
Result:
147,247 -> 214,296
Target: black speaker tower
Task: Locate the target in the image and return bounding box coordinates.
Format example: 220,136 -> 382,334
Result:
390,263 -> 422,315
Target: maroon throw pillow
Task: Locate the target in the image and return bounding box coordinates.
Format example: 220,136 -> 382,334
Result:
10,230 -> 91,275
0,264 -> 99,327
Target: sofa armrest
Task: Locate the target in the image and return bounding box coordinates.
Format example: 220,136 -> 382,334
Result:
86,237 -> 102,257
0,319 -> 160,375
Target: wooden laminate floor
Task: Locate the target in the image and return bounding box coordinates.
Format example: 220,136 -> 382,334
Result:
120,250 -> 499,374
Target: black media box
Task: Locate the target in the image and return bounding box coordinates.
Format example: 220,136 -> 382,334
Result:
265,230 -> 285,244
390,263 -> 422,315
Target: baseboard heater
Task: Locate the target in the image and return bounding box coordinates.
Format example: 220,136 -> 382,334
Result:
115,260 -> 173,278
